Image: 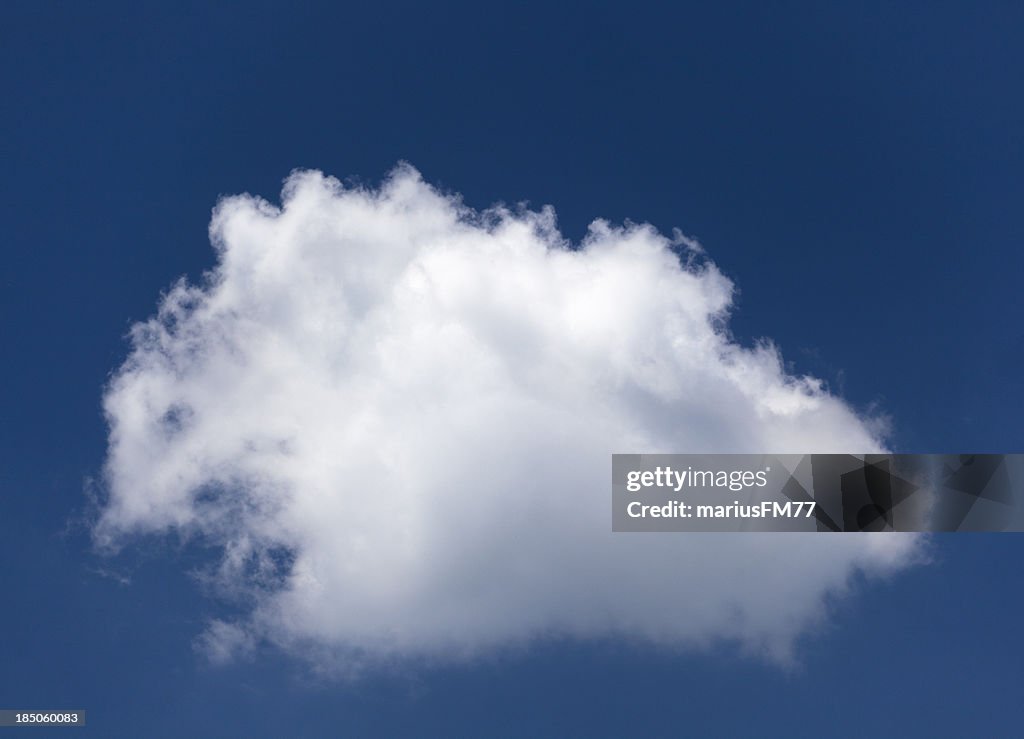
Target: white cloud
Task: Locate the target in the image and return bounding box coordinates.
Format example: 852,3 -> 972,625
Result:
96,164 -> 921,669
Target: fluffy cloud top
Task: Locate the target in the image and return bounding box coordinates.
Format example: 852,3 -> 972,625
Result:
96,165 -> 919,668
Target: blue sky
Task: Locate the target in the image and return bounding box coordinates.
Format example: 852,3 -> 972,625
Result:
1,2 -> 1022,737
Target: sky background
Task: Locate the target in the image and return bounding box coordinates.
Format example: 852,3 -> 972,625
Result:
2,2 -> 1023,736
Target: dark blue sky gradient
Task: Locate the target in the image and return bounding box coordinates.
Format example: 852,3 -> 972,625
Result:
1,2 -> 1022,736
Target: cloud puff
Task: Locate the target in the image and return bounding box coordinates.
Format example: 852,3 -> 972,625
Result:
96,165 -> 920,669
